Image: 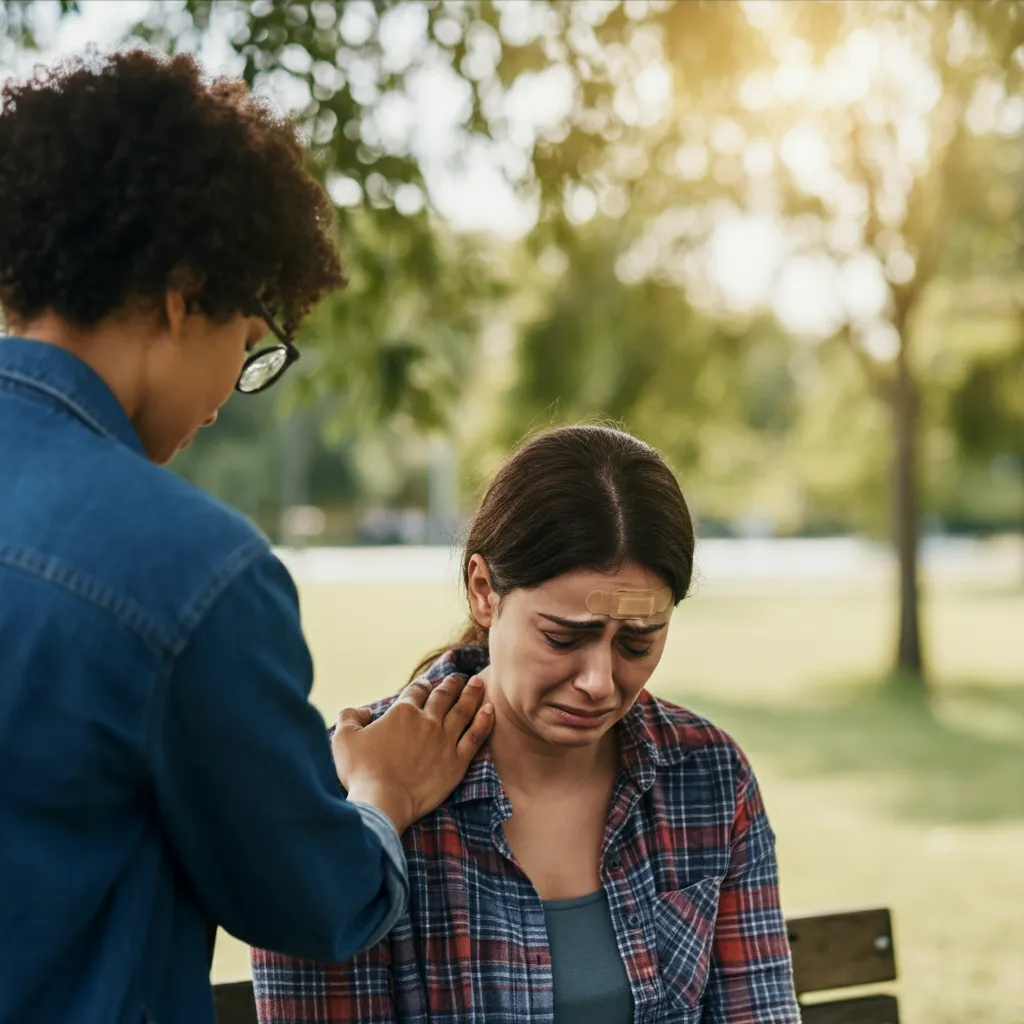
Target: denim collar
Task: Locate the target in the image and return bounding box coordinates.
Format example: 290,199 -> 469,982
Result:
0,336 -> 145,456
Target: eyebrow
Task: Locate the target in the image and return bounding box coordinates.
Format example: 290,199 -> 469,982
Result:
538,613 -> 667,636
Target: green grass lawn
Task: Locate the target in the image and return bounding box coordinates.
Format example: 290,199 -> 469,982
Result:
213,577 -> 1024,1024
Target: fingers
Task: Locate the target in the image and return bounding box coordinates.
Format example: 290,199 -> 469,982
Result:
337,706 -> 372,732
423,673 -> 467,719
456,702 -> 495,764
441,675 -> 485,736
395,678 -> 432,709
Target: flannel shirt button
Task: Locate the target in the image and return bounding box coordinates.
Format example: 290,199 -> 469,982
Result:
609,856 -> 623,871
627,913 -> 641,929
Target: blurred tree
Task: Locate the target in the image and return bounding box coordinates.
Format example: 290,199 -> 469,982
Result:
496,222 -> 799,532
0,0 -> 77,50
471,0 -> 1023,687
1,0 -> 500,435
5,0 -> 1023,685
697,0 -> 1023,687
524,0 -> 1022,688
949,326 -> 1024,546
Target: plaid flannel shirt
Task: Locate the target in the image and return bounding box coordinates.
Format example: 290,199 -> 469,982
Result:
253,647 -> 799,1024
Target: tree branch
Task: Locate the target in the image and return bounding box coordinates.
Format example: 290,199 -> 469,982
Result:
836,322 -> 890,402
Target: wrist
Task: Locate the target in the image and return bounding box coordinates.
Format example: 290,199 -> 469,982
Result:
346,782 -> 413,835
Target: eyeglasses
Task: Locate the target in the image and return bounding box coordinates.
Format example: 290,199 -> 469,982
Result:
237,297 -> 300,394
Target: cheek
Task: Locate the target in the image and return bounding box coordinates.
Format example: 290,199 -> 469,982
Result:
489,627 -> 567,707
215,335 -> 247,398
614,646 -> 666,704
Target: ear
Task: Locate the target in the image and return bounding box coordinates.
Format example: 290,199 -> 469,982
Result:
164,289 -> 188,345
164,265 -> 206,345
466,553 -> 497,629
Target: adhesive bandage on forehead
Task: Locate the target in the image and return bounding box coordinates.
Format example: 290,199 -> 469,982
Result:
585,587 -> 673,620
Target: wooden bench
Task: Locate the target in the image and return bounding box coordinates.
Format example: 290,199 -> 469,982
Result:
789,906 -> 899,1023
214,980 -> 257,1024
214,905 -> 899,1024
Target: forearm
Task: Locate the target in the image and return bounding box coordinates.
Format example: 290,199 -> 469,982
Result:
150,551 -> 409,961
349,801 -> 409,950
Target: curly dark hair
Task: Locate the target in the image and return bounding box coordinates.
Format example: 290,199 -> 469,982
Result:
0,49 -> 344,330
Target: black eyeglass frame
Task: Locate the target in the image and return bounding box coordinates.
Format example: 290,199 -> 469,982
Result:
236,297 -> 300,394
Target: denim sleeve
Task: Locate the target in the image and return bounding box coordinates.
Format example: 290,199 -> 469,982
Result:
349,802 -> 409,948
147,549 -> 409,961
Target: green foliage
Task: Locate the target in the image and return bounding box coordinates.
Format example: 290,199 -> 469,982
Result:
116,0 -> 506,438
495,223 -> 804,529
0,0 -> 78,51
3,0 -> 1022,547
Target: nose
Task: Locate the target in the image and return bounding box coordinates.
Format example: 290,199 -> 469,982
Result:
572,645 -> 616,703
202,412 -> 218,427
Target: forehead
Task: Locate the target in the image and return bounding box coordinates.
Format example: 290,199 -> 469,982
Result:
521,563 -> 670,611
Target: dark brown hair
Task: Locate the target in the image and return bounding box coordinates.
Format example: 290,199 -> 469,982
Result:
411,425 -> 695,679
0,50 -> 343,330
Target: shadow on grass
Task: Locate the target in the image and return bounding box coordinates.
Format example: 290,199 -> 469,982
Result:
675,681 -> 1024,825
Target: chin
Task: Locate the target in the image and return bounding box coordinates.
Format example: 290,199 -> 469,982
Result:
166,433 -> 198,462
148,443 -> 182,466
539,719 -> 611,749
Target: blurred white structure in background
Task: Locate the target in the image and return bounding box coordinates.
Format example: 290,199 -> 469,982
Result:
276,535 -> 1023,591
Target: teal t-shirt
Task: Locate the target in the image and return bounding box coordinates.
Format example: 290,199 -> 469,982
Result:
542,890 -> 635,1024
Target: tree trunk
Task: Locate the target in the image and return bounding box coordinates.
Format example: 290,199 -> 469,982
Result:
1019,453 -> 1024,586
890,336 -> 925,686
279,410 -> 312,548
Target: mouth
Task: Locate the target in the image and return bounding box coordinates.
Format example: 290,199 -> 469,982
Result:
548,703 -> 617,729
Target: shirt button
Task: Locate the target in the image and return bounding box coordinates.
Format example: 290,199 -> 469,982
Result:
609,856 -> 623,871
627,913 -> 641,929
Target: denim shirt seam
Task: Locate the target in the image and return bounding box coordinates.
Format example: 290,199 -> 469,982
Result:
144,538 -> 271,760
0,367 -> 124,445
0,543 -> 174,654
170,537 -> 271,656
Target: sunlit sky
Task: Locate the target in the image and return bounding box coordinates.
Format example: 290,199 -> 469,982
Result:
8,0 -> 1015,343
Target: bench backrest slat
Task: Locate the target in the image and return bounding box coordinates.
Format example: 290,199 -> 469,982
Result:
799,994 -> 900,1024
213,907 -> 899,1024
787,907 -> 897,994
213,979 -> 257,1024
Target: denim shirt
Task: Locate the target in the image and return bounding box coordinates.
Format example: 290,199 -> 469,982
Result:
0,338 -> 408,1024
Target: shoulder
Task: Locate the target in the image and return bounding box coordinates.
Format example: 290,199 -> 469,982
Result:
633,693 -> 774,842
634,691 -> 755,784
57,447 -> 271,644
362,646 -> 490,723
147,462 -> 267,568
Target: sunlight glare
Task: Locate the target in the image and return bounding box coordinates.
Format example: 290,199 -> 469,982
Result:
839,255 -> 888,321
860,319 -> 901,363
708,216 -> 785,312
635,63 -> 672,109
773,61 -> 812,103
773,256 -> 845,338
779,123 -> 833,195
739,71 -> 775,112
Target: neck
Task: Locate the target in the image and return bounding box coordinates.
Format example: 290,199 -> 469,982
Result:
484,679 -> 618,795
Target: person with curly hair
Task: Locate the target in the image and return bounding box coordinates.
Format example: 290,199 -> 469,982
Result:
0,49 -> 492,1024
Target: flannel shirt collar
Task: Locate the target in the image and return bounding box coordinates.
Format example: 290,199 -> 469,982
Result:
422,647 -> 690,808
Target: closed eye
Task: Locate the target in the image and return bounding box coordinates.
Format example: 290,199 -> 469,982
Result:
542,631 -> 653,659
542,632 -> 577,650
620,642 -> 653,659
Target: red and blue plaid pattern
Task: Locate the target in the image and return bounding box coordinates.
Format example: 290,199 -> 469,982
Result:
253,647 -> 799,1023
